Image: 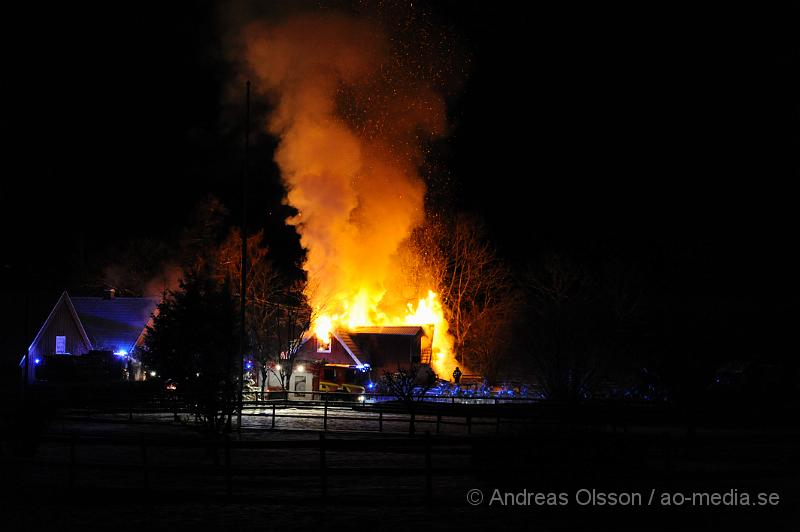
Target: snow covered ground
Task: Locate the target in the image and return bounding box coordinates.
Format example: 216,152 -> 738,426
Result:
4,402 -> 797,531
240,404 -> 500,434
52,402 -> 508,435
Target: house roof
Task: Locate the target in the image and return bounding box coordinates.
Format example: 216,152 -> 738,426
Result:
27,291 -> 92,352
70,296 -> 159,353
333,330 -> 365,365
352,325 -> 424,336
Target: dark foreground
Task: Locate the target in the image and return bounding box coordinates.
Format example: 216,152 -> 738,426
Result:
1,398 -> 798,531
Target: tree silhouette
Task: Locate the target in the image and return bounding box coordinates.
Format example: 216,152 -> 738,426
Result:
521,254 -> 641,401
142,271 -> 238,433
403,215 -> 518,377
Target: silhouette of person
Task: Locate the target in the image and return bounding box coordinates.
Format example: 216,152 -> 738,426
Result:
452,366 -> 462,384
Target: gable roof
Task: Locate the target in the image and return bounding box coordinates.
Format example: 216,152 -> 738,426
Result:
297,329 -> 366,366
70,296 -> 159,353
28,291 -> 92,352
332,330 -> 365,366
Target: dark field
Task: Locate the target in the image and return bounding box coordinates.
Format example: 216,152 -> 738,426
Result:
2,398 -> 797,531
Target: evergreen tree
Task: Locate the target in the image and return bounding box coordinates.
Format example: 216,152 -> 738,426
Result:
142,271 -> 238,433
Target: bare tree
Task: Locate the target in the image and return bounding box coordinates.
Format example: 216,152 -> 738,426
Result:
262,281 -> 313,394
404,215 -> 519,377
177,215 -> 317,399
462,300 -> 516,381
522,254 -> 644,401
214,228 -> 284,398
179,195 -> 230,277
380,365 -> 436,434
523,255 -> 591,401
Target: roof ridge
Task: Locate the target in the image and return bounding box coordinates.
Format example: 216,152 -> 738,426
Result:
71,296 -> 160,300
351,325 -> 425,336
336,330 -> 362,350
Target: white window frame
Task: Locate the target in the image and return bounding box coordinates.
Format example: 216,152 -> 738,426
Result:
316,337 -> 331,353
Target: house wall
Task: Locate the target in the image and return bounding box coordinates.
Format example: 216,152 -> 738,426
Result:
27,297 -> 91,383
296,336 -> 355,365
354,333 -> 422,373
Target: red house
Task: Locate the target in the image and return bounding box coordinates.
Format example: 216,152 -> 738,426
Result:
294,325 -> 434,373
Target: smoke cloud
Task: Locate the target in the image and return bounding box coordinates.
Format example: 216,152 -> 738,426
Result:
240,11 -> 448,318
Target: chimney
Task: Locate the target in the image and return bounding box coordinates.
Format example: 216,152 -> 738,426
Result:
103,288 -> 116,300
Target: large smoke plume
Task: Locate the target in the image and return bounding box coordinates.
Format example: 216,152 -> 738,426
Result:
240,11 -> 449,321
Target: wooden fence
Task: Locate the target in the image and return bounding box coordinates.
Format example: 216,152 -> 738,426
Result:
55,392 -> 659,436
2,430 -> 674,504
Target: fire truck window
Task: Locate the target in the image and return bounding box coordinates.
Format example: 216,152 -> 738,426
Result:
323,368 -> 335,381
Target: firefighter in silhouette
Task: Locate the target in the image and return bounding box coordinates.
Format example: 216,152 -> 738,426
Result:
452,366 -> 462,385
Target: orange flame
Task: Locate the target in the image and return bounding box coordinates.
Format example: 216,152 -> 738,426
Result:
244,13 -> 457,378
313,289 -> 454,376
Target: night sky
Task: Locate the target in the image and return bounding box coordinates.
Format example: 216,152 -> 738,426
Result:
1,2 -> 797,367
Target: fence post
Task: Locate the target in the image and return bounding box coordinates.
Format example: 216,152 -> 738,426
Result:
271,402 -> 276,429
323,394 -> 328,432
69,434 -> 76,488
141,442 -> 150,491
128,396 -> 133,421
379,410 -> 383,433
225,434 -> 232,496
424,431 -> 432,505
467,415 -> 472,435
319,433 -> 327,498
495,399 -> 500,435
436,414 -> 441,435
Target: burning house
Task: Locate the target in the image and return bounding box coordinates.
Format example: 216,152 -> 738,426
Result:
242,15 -> 460,381
20,289 -> 159,384
256,325 -> 435,397
297,325 -> 434,370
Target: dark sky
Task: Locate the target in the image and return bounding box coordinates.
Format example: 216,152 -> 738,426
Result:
1,2 -> 798,361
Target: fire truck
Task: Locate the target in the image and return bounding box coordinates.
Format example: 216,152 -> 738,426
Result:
258,360 -> 372,399
316,363 -> 372,394
255,325 -> 434,399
